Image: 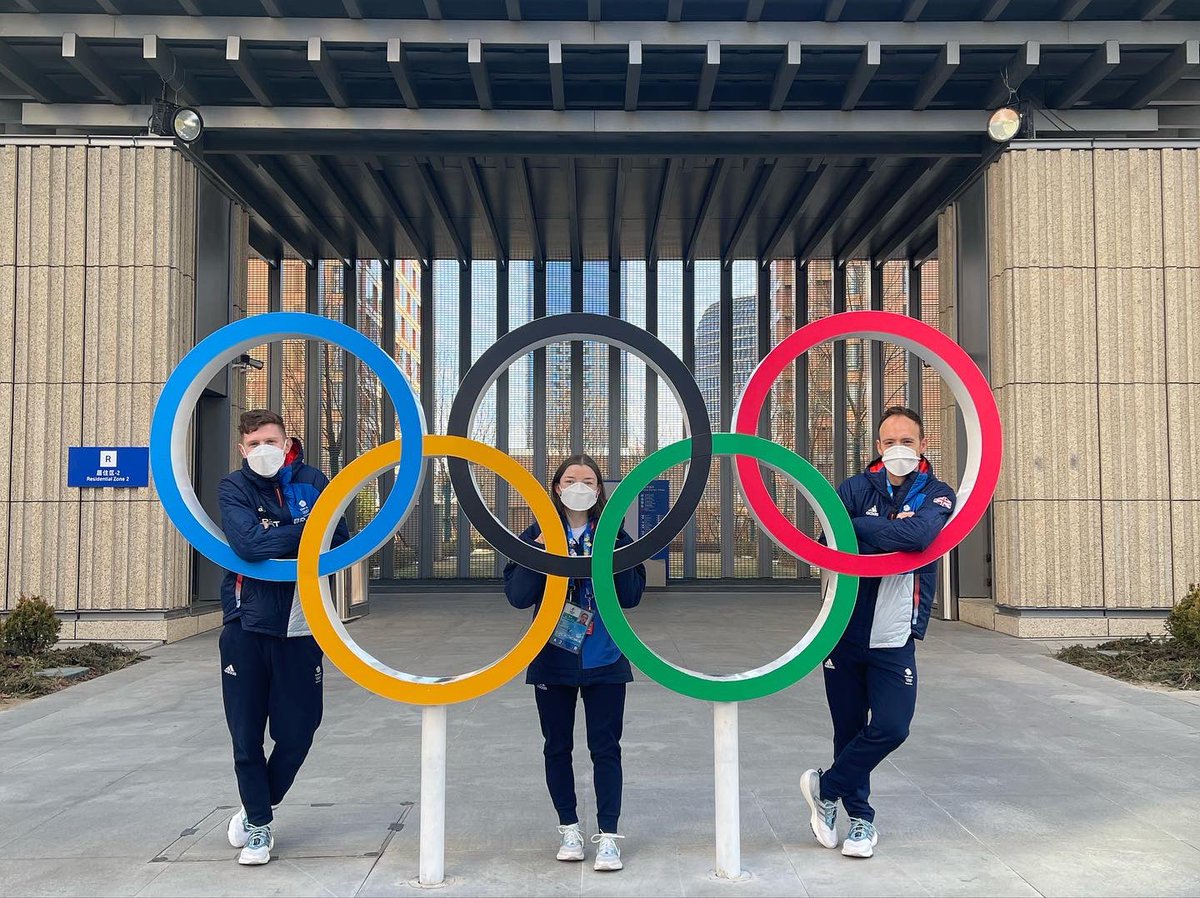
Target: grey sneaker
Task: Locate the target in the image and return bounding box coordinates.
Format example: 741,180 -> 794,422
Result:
237,824 -> 274,866
227,806 -> 249,849
556,823 -> 585,861
591,832 -> 624,871
800,768 -> 838,849
842,818 -> 878,858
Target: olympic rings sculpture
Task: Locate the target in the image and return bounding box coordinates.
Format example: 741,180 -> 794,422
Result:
150,310 -> 1001,706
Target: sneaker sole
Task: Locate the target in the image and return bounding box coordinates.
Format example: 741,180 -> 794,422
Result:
800,773 -> 839,850
227,816 -> 247,849
238,854 -> 271,866
594,859 -> 623,871
842,843 -> 873,858
557,850 -> 585,862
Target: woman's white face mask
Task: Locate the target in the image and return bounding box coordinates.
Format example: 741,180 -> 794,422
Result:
881,445 -> 920,478
245,444 -> 287,478
559,481 -> 599,512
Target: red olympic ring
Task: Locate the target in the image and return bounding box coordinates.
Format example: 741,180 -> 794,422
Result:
732,310 -> 1002,578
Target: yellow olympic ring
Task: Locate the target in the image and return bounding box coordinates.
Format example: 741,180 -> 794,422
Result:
297,434 -> 569,705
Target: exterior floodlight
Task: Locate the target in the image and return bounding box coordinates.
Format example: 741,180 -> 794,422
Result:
149,98 -> 204,143
987,106 -> 1022,142
171,106 -> 204,143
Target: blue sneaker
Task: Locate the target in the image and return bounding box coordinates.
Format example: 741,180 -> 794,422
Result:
842,818 -> 878,858
800,769 -> 838,848
238,823 -> 274,866
591,832 -> 624,871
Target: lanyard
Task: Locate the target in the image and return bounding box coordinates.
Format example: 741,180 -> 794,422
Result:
568,521 -> 594,557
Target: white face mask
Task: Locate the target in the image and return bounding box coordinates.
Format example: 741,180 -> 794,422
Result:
559,481 -> 599,512
881,445 -> 920,478
246,444 -> 287,478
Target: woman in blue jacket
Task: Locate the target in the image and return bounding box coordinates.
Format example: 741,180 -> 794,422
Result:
503,453 -> 646,873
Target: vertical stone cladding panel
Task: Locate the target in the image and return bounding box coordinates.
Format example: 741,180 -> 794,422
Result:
3,142 -> 199,616
937,206 -> 959,491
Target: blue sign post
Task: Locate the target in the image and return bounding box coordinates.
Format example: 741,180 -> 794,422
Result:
67,447 -> 150,488
638,479 -> 671,564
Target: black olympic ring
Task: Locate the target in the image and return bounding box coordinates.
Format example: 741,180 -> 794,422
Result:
445,313 -> 714,577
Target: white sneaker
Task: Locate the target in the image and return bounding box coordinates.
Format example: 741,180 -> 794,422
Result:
556,823 -> 585,861
227,806 -> 250,849
591,832 -> 624,871
237,824 -> 274,866
842,818 -> 878,858
800,768 -> 839,849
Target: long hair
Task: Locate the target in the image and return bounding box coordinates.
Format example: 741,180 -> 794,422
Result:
548,453 -> 608,524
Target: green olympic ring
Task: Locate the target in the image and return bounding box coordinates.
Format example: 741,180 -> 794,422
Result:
592,432 -> 860,703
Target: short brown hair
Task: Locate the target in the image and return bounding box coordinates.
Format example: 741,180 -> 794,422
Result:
238,409 -> 286,437
878,406 -> 924,438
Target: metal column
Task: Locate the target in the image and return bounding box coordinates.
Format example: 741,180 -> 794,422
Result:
380,264 -> 396,578
719,264 -> 734,579
494,266 -> 510,578
608,260 -> 622,479
907,260 -> 923,410
870,260 -> 884,428
570,261 -> 584,454
418,262 -> 435,579
832,262 -> 848,488
756,263 -> 773,579
533,262 -> 548,487
795,261 -> 812,578
682,264 -> 697,580
645,265 -> 658,457
304,261 -> 321,464
458,264 -> 472,578
342,259 -> 359,529
267,251 -> 282,411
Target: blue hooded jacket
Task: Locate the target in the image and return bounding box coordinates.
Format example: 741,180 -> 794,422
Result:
832,456 -> 956,648
503,519 -> 646,686
217,439 -> 350,638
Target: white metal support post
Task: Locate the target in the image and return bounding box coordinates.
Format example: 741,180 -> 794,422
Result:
713,701 -> 742,879
419,704 -> 448,886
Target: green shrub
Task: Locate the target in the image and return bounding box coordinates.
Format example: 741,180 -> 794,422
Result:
1167,584 -> 1200,652
2,595 -> 61,657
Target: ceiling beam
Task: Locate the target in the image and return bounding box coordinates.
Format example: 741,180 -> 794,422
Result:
1138,0 -> 1176,18
1050,40 -> 1119,108
667,0 -> 682,22
759,161 -> 825,263
913,42 -> 958,111
11,0 -> 39,11
610,157 -> 628,263
0,40 -> 65,103
308,37 -> 348,108
416,160 -> 468,266
143,35 -> 195,105
1121,39 -> 1198,108
177,0 -> 203,13
769,41 -> 801,111
747,0 -> 765,22
256,155 -> 349,259
468,39 -> 492,111
697,40 -> 719,111
505,0 -> 521,20
836,159 -> 937,261
1058,0 -> 1094,20
62,32 -> 135,105
589,0 -> 602,21
386,38 -> 420,108
797,163 -> 877,262
980,0 -> 1011,20
911,229 -> 938,265
684,158 -> 730,266
825,0 -> 848,21
206,154 -> 315,264
341,0 -> 362,18
874,144 -> 1004,261
423,0 -> 442,19
986,40 -> 1038,107
567,157 -> 581,265
226,36 -> 273,107
311,155 -> 389,260
360,160 -> 429,263
464,157 -> 507,265
517,158 -> 544,266
647,157 -> 678,265
903,0 -> 928,20
625,40 -> 641,111
94,1 -> 121,15
723,158 -> 778,263
258,0 -> 282,16
842,41 -> 880,111
549,40 -> 565,111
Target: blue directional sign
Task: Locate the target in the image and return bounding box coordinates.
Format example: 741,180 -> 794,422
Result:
638,479 -> 671,562
67,447 -> 150,488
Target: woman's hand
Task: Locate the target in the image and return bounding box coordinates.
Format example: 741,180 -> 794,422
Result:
534,531 -> 545,545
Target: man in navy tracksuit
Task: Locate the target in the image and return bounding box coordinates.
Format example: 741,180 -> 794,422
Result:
801,407 -> 956,860
216,409 -> 349,866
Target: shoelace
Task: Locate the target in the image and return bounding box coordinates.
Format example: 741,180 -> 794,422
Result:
846,819 -> 876,842
591,833 -> 625,855
245,825 -> 272,850
820,800 -> 837,829
558,825 -> 583,847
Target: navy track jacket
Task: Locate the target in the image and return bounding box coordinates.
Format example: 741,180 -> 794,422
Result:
217,439 -> 350,638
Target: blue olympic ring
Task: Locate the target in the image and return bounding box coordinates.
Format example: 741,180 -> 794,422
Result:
150,312 -> 426,581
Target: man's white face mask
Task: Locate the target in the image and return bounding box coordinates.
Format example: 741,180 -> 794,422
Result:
559,481 -> 599,512
881,445 -> 920,478
246,444 -> 287,478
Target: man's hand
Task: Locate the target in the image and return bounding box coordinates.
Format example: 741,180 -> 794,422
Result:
534,531 -> 545,545
896,511 -> 915,520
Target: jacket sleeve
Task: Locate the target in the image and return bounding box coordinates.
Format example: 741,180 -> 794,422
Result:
612,530 -> 646,609
503,525 -> 547,610
218,478 -> 305,561
818,478 -> 883,554
851,484 -> 955,553
311,470 -> 351,549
